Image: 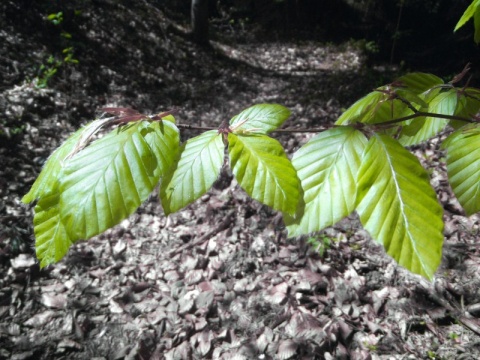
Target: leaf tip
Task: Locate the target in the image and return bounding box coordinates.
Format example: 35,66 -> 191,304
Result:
21,193 -> 33,204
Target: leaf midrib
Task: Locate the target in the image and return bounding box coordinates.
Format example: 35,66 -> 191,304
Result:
237,136 -> 288,203
377,136 -> 428,274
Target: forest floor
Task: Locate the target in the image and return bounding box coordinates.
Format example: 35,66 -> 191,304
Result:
2,1 -> 480,359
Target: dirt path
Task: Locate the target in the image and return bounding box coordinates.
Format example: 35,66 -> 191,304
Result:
2,1 -> 480,359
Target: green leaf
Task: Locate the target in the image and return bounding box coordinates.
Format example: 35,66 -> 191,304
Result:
285,127 -> 367,236
368,97 -> 413,125
336,90 -> 412,126
451,88 -> 480,129
229,104 -> 291,134
336,91 -> 385,125
398,90 -> 456,146
474,8 -> 480,43
395,72 -> 443,94
356,134 -> 444,279
394,88 -> 428,109
444,125 -> 480,215
60,121 -> 175,240
22,121 -> 100,204
337,74 -> 445,128
160,130 -> 224,214
162,114 -> 176,123
455,0 -> 480,32
34,189 -> 73,268
141,121 -> 179,178
228,133 -> 299,215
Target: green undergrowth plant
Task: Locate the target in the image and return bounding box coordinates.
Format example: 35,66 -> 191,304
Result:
307,234 -> 334,258
22,2 -> 480,280
34,11 -> 79,88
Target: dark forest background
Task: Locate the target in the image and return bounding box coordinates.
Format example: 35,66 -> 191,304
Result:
173,0 -> 479,73
4,0 -> 480,80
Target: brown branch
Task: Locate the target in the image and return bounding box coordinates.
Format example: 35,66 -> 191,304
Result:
176,123 -> 334,133
374,111 -> 476,127
271,126 -> 332,133
176,124 -> 218,131
176,109 -> 477,135
108,108 -> 477,136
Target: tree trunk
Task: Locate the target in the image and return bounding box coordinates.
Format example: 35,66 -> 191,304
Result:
191,0 -> 209,45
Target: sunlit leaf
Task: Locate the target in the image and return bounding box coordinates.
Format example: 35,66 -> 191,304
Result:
60,121 -> 175,240
455,0 -> 480,32
228,133 -> 299,215
33,189 -> 73,268
160,130 -> 224,214
162,114 -> 176,123
22,121 -> 98,203
229,104 -> 291,134
444,124 -> 480,215
356,134 -> 444,279
285,126 -> 367,236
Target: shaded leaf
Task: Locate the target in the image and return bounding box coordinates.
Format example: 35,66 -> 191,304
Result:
398,90 -> 456,146
228,133 -> 299,215
141,121 -> 179,178
394,88 -> 428,108
356,134 -> 444,279
286,126 -> 367,236
160,130 -> 224,214
338,73 -> 446,128
451,88 -> 480,129
475,8 -> 480,43
395,72 -> 443,94
229,104 -> 291,134
336,91 -> 385,125
336,90 -> 412,126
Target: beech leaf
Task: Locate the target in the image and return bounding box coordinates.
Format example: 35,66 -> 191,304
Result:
398,90 -> 456,146
228,133 -> 299,215
229,103 -> 291,134
444,124 -> 480,215
22,121 -> 99,203
455,0 -> 480,32
356,134 -> 444,279
59,121 -> 177,240
160,130 -> 224,214
286,126 -> 367,236
33,189 -> 73,268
